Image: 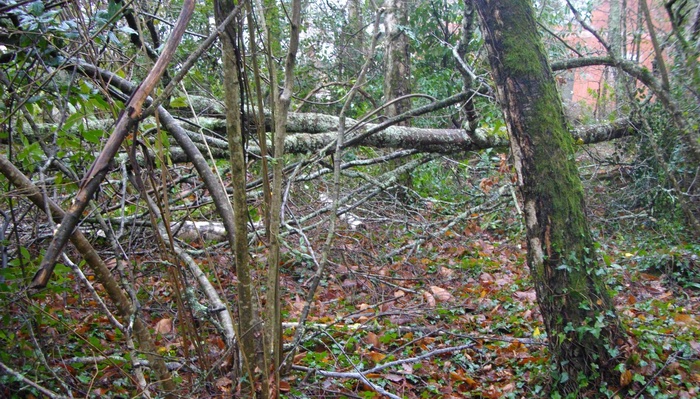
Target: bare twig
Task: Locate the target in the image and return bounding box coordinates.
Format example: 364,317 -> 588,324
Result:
31,0 -> 196,290
0,361 -> 67,399
291,341 -> 476,382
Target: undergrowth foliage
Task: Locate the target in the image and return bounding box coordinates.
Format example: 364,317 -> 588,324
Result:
1,142 -> 699,398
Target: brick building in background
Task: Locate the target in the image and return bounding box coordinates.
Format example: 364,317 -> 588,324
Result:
555,0 -> 671,119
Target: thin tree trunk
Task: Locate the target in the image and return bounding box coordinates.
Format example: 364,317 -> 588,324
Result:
383,0 -> 411,119
383,0 -> 412,191
215,0 -> 260,395
640,0 -> 670,90
608,0 -> 626,104
339,0 -> 366,79
260,0 -> 302,395
474,1 -> 626,396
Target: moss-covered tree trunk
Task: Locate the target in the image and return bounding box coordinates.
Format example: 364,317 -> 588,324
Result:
474,0 -> 626,395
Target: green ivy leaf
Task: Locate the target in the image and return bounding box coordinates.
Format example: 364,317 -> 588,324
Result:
170,96 -> 188,108
28,1 -> 45,16
81,129 -> 104,144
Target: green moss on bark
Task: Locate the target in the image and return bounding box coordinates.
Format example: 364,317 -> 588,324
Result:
500,1 -> 546,76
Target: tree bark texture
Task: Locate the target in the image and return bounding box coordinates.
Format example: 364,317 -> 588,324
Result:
214,0 -> 259,394
383,0 -> 411,119
266,0 -> 302,390
474,0 -> 626,395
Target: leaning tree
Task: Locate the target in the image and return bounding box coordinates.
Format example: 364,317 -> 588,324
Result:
474,0 -> 627,395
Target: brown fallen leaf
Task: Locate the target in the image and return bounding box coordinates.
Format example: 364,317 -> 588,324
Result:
279,380 -> 291,392
385,373 -> 403,382
402,362 -> 413,374
620,369 -> 632,387
501,382 -> 515,393
293,352 -> 307,364
689,341 -> 700,355
430,285 -> 454,302
514,290 -> 537,303
439,267 -> 455,278
292,294 -> 305,313
365,331 -> 380,348
423,291 -> 436,308
479,273 -> 495,284
450,370 -> 468,382
154,318 -> 173,335
674,313 -> 696,326
494,273 -> 511,286
367,351 -> 386,363
215,376 -> 233,392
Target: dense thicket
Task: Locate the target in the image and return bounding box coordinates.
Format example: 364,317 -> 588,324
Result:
1,0 -> 698,398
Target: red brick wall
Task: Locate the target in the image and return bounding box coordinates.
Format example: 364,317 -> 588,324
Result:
555,0 -> 670,117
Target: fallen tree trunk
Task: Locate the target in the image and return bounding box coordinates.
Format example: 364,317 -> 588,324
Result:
33,113 -> 636,163
274,117 -> 636,154
29,81 -> 637,162
162,116 -> 637,162
164,96 -> 640,155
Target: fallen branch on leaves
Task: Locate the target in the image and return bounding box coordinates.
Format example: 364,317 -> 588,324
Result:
293,342 -> 477,377
292,342 -> 477,399
0,361 -> 66,399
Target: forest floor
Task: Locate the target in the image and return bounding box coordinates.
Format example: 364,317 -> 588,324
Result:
272,207 -> 700,398
1,144 -> 699,399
